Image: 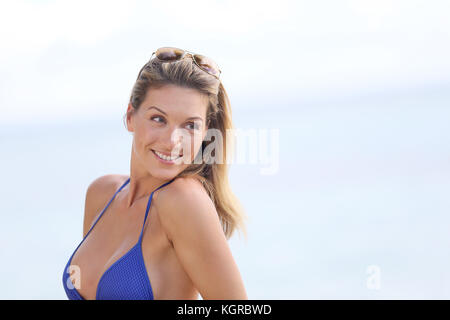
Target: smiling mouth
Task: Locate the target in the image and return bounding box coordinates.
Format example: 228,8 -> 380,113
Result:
151,149 -> 183,161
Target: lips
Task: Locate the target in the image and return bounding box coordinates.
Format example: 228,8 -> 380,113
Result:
151,149 -> 183,162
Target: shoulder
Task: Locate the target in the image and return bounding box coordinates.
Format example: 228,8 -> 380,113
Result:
155,176 -> 209,203
155,176 -> 219,242
152,176 -> 248,299
83,174 -> 129,237
85,174 -> 128,205
155,176 -> 215,217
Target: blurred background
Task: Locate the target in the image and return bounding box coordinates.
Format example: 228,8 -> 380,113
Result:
0,0 -> 449,299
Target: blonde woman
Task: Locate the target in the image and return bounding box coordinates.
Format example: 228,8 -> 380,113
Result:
62,47 -> 248,300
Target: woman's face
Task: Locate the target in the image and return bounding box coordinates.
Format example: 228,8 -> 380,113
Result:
127,84 -> 209,180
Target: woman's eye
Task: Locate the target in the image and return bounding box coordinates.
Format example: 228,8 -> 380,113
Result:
186,122 -> 200,130
151,116 -> 165,123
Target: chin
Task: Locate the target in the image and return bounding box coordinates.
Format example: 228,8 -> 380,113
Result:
147,167 -> 180,181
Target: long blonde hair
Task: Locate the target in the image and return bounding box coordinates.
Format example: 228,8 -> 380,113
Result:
124,55 -> 248,241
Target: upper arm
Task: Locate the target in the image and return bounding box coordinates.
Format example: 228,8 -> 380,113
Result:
157,178 -> 248,300
82,174 -> 119,238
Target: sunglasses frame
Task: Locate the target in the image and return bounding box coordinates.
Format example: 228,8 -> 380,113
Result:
150,47 -> 222,80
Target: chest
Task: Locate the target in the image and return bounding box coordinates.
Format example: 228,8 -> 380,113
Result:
68,201 -> 170,299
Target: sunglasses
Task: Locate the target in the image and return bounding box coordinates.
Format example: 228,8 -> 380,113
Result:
150,47 -> 222,80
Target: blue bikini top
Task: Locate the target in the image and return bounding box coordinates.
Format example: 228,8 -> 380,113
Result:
62,177 -> 174,300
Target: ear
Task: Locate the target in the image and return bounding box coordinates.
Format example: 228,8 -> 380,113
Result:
126,102 -> 135,133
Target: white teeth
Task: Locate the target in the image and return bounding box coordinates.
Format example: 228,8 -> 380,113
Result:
154,150 -> 181,161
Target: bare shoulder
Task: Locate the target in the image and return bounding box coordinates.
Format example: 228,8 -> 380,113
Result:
83,174 -> 129,237
153,176 -> 248,299
155,176 -> 219,242
156,176 -> 210,202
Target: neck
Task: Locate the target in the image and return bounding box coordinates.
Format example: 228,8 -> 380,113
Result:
126,147 -> 172,209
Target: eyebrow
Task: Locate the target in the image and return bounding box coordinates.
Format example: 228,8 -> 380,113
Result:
146,106 -> 203,122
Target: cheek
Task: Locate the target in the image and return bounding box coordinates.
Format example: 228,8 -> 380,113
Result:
134,125 -> 159,149
186,134 -> 204,153
174,134 -> 203,161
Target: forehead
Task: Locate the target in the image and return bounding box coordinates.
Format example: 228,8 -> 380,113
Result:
141,84 -> 209,118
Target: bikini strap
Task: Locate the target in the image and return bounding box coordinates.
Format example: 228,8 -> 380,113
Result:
138,178 -> 176,243
83,177 -> 131,241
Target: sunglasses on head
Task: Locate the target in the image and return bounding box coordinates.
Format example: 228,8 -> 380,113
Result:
150,47 -> 222,80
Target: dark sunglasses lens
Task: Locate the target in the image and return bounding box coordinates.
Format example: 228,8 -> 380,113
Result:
156,47 -> 184,61
194,54 -> 220,77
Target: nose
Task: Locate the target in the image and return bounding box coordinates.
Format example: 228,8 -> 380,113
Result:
160,126 -> 184,153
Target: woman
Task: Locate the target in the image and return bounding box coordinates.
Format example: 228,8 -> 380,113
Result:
62,47 -> 248,300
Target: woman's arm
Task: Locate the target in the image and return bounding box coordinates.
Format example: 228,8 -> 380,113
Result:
157,178 -> 248,300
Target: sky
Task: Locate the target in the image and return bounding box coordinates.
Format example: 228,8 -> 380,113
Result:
1,0 -> 449,125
